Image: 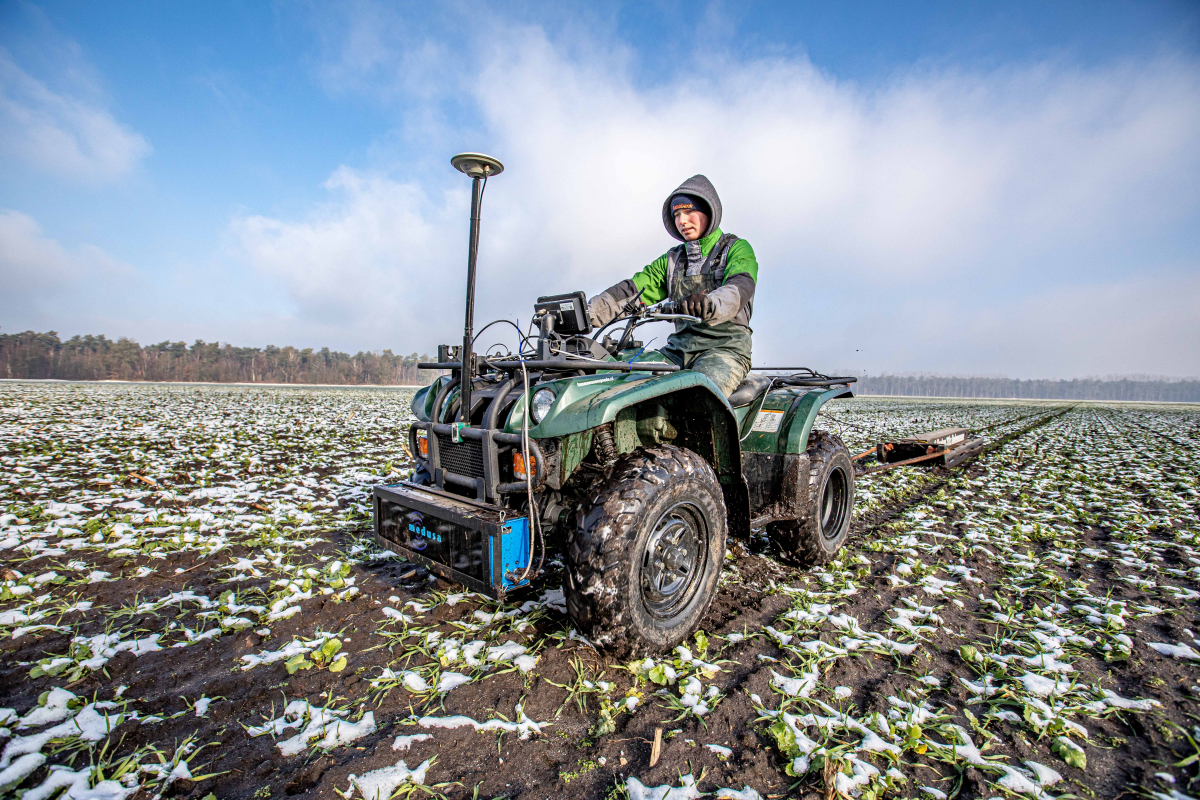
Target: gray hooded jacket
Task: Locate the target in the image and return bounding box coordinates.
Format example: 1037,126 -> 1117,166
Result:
662,174 -> 723,241
589,175 -> 757,331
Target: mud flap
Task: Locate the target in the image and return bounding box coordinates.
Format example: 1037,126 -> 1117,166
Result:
743,451 -> 811,528
721,474 -> 752,540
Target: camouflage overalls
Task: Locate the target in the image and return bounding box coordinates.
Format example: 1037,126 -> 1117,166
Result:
660,233 -> 753,397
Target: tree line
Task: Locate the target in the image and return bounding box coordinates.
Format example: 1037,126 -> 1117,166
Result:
854,373 -> 1200,403
1,330 -> 1196,401
0,331 -> 440,386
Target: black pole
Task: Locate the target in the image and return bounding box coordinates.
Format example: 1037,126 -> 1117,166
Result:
460,175 -> 483,422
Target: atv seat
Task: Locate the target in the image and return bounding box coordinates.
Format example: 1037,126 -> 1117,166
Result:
728,374 -> 774,408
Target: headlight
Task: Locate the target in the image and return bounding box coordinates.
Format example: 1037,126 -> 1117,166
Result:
531,388 -> 555,424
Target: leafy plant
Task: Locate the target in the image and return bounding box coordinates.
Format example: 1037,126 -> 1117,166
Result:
285,637 -> 347,674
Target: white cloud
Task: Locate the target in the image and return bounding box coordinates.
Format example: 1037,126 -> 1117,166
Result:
0,49 -> 150,182
475,33 -> 1199,284
235,23 -> 1200,375
0,210 -> 137,334
232,167 -> 469,345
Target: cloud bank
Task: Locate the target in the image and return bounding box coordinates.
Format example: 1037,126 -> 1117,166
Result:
0,209 -> 135,324
235,22 -> 1200,377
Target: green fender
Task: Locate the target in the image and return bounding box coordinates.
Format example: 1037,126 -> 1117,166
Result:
504,371 -> 716,435
410,377 -> 449,423
737,385 -> 853,520
505,370 -> 751,538
740,386 -> 854,455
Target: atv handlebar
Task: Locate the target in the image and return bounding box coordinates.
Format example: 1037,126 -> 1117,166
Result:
488,358 -> 678,372
647,300 -> 700,323
645,313 -> 701,323
417,358 -> 679,373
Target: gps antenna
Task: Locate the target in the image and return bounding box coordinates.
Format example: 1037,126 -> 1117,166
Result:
450,152 -> 504,423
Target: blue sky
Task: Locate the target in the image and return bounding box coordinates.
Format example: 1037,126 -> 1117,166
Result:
2,0 -> 1198,378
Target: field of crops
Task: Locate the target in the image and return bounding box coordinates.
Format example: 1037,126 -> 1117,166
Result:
1,382 -> 1197,800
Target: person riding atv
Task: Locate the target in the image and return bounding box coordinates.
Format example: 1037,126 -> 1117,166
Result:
586,175 -> 758,397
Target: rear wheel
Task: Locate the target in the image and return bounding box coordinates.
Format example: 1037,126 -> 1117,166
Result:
767,430 -> 854,565
565,445 -> 726,657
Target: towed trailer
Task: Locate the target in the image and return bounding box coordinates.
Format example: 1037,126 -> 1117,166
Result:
371,151 -> 988,656
854,427 -> 987,474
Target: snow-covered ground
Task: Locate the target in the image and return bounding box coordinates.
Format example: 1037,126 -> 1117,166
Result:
1,382 -> 1197,799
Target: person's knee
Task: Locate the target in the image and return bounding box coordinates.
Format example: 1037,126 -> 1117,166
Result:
716,373 -> 742,397
693,354 -> 746,397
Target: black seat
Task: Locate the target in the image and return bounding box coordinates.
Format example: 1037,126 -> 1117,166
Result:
728,374 -> 774,408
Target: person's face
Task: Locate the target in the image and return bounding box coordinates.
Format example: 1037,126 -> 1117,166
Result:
673,208 -> 709,241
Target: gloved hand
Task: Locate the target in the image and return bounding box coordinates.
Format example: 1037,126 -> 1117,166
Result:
680,292 -> 713,320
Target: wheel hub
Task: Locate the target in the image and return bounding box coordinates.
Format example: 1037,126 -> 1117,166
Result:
662,544 -> 690,574
641,502 -> 708,620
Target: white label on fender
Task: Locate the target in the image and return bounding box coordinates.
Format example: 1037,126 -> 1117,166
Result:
751,410 -> 783,433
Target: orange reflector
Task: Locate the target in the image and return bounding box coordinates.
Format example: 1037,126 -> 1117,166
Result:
513,451 -> 536,480
416,432 -> 429,458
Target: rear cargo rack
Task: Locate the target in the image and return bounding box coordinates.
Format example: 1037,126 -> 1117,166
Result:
749,367 -> 858,389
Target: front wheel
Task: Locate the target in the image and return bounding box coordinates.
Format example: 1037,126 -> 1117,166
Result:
767,430 -> 854,565
565,445 -> 727,658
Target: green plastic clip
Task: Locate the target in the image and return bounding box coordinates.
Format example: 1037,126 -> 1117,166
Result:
450,422 -> 469,443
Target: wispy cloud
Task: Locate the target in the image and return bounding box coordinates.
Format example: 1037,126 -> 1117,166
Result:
0,48 -> 150,182
0,209 -> 134,312
234,19 -> 1200,376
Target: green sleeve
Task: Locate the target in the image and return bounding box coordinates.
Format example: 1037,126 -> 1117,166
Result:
723,239 -> 758,284
630,253 -> 670,304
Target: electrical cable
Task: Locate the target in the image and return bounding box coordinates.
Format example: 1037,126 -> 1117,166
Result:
532,503 -> 546,577
473,318 -> 531,349
628,338 -> 657,362
515,353 -> 541,584
521,317 -> 538,356
593,288 -> 647,340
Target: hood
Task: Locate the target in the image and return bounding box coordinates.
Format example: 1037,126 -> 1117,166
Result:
661,174 -> 722,242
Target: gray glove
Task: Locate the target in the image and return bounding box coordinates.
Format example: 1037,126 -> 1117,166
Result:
588,292 -> 622,328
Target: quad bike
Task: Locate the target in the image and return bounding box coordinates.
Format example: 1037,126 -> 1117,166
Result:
372,153 -> 975,657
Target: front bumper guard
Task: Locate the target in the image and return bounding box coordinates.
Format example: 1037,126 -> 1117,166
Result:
409,421 -> 546,502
